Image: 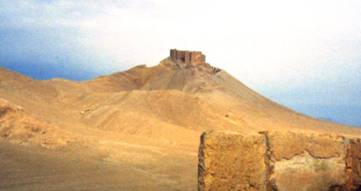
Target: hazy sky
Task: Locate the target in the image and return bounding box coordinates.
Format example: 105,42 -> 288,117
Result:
0,0 -> 360,126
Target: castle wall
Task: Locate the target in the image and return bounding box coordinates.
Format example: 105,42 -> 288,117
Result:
198,131 -> 267,191
198,130 -> 361,191
170,49 -> 206,65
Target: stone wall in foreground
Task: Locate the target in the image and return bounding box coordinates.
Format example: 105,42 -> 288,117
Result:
198,131 -> 361,191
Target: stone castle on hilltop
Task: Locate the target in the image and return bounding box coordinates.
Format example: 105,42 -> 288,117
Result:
170,49 -> 206,65
169,49 -> 221,73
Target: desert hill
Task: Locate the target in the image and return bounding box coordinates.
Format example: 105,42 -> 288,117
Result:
0,49 -> 360,190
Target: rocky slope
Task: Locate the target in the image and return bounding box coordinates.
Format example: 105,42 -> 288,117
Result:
0,50 -> 360,190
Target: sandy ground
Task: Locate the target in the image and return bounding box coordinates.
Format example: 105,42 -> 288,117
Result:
0,58 -> 360,190
0,140 -> 197,191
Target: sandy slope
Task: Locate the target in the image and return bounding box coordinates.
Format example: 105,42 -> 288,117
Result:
0,58 -> 360,190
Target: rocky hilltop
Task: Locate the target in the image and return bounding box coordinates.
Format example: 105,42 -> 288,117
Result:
0,50 -> 360,191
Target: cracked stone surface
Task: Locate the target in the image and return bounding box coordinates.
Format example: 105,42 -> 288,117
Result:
198,130 -> 361,191
198,131 -> 267,191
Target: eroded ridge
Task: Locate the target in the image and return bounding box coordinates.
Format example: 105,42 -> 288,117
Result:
198,130 -> 361,191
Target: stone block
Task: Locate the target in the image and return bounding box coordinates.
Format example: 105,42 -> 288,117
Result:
198,130 -> 361,191
268,132 -> 346,191
198,131 -> 267,191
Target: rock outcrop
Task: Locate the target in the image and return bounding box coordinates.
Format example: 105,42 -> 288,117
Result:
0,98 -> 73,148
198,130 -> 361,191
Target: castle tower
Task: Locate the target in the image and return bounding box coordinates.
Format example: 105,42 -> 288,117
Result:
170,49 -> 206,65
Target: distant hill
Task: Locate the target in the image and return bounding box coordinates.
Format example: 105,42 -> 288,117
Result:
0,50 -> 360,190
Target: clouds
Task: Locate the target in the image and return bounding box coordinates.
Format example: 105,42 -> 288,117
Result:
0,0 -> 152,29
0,0 -> 361,124
0,1 -> 75,28
1,0 -> 361,84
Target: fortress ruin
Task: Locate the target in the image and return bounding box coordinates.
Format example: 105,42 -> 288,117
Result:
198,130 -> 361,191
170,49 -> 206,65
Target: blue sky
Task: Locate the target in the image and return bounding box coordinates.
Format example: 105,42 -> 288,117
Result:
0,0 -> 360,126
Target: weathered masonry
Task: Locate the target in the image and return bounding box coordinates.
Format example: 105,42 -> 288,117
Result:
198,130 -> 361,191
170,49 -> 206,65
